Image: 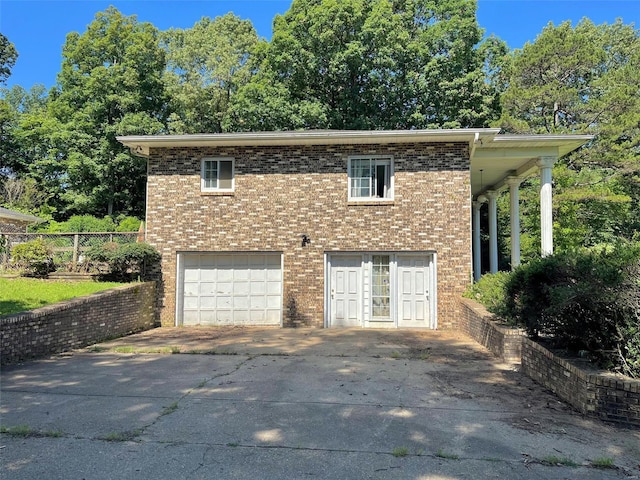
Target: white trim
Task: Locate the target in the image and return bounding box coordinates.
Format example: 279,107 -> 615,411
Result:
347,155 -> 394,201
175,252 -> 183,327
325,251 -> 436,329
201,157 -> 235,192
118,128 -> 502,156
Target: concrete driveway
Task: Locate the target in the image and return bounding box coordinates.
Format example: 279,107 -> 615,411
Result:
1,328 -> 639,479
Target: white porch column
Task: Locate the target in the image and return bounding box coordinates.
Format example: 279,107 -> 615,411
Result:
506,176 -> 523,269
472,199 -> 484,281
537,157 -> 556,257
486,190 -> 499,274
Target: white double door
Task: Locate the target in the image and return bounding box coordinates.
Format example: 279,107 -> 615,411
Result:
328,254 -> 435,328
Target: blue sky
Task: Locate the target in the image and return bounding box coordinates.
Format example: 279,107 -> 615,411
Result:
1,0 -> 639,90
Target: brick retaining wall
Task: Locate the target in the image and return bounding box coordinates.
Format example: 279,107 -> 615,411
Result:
459,296 -> 640,427
458,297 -> 523,363
521,337 -> 640,428
1,282 -> 157,364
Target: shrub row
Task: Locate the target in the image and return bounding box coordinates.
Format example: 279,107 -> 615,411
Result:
466,244 -> 640,378
10,239 -> 160,282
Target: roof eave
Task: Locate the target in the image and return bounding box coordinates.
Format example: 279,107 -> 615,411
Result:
117,128 -> 502,157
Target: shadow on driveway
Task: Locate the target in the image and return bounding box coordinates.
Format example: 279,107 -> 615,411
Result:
2,327 -> 639,479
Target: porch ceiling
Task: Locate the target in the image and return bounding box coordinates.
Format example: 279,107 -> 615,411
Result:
470,134 -> 593,197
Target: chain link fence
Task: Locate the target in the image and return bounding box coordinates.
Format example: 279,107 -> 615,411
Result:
0,232 -> 142,273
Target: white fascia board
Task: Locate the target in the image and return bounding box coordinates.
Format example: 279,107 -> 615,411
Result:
117,128 -> 501,156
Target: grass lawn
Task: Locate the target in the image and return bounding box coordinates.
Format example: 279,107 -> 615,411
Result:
0,278 -> 123,316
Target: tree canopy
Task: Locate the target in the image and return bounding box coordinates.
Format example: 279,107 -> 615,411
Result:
0,33 -> 18,85
162,13 -> 259,134
1,2 -> 638,260
226,0 -> 505,130
495,19 -> 640,259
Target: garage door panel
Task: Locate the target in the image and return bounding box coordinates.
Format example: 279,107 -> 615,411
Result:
266,282 -> 281,294
183,310 -> 199,323
216,310 -> 232,323
267,267 -> 281,280
228,310 -> 245,323
233,296 -> 249,309
234,269 -> 249,281
184,282 -> 199,296
200,296 -> 216,309
267,295 -> 281,309
200,268 -> 216,281
266,310 -> 280,323
199,282 -> 216,295
183,296 -> 199,309
251,296 -> 266,309
217,282 -> 233,294
233,281 -> 250,295
181,253 -> 282,326
184,269 -> 199,282
217,296 -> 232,308
217,269 -> 233,282
250,269 -> 266,281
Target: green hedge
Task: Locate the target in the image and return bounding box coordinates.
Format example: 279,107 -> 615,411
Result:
467,244 -> 640,378
10,238 -> 55,277
86,242 -> 160,282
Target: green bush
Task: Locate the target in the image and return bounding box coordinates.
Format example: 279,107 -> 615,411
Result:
11,238 -> 55,276
504,245 -> 640,377
86,242 -> 160,281
464,271 -> 511,320
115,216 -> 142,232
38,215 -> 116,233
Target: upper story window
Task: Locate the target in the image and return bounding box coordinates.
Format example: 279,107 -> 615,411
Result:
348,155 -> 394,201
201,157 -> 234,192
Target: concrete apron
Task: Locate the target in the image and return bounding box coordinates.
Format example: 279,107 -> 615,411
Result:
1,327 -> 639,480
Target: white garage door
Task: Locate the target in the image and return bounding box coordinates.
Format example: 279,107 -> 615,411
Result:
179,253 -> 282,326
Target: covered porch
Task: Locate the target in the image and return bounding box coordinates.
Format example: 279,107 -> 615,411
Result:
470,134 -> 593,280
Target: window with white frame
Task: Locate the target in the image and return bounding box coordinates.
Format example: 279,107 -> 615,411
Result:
371,255 -> 391,318
348,156 -> 393,200
201,157 -> 234,192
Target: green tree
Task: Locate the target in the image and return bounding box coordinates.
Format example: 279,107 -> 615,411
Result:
162,13 -> 259,134
49,7 -> 168,218
0,84 -> 63,219
495,19 -> 640,257
0,33 -> 18,84
227,0 -> 504,131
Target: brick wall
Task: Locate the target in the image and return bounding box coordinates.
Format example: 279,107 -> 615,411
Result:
0,220 -> 29,233
458,297 -> 523,363
1,282 -> 157,364
147,142 -> 472,328
459,297 -> 640,427
521,338 -> 640,428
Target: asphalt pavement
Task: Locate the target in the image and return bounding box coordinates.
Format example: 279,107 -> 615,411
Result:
1,328 -> 639,479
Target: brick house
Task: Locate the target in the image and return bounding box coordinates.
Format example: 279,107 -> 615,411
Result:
118,129 -> 591,328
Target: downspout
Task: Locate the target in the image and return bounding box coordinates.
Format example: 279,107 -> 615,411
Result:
470,132 -> 480,159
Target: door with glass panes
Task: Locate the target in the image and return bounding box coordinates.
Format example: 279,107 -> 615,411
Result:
327,253 -> 435,328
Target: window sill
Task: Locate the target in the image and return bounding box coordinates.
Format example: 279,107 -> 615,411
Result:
200,191 -> 235,196
347,199 -> 394,206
